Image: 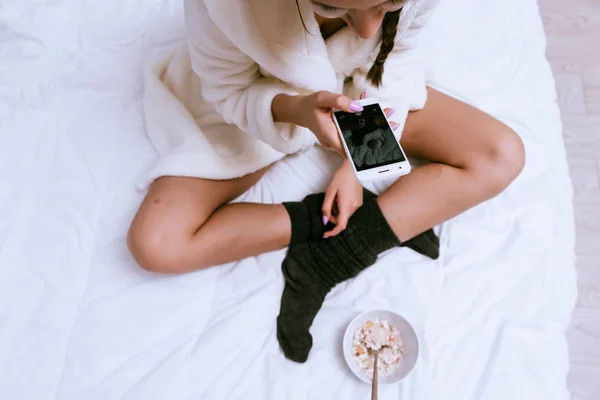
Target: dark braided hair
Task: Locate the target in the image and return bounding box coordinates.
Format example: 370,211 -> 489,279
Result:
294,1 -> 402,88
366,9 -> 401,87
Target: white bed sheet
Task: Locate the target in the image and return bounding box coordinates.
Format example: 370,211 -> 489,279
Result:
0,0 -> 577,399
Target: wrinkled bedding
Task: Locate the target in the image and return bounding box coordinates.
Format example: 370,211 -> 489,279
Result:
0,0 -> 577,399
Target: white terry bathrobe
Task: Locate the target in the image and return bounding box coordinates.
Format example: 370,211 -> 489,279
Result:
142,0 -> 439,185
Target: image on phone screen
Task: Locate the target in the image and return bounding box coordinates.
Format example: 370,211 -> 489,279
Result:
334,104 -> 406,171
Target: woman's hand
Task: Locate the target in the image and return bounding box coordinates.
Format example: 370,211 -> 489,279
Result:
296,91 -> 364,155
322,159 -> 364,238
359,91 -> 400,132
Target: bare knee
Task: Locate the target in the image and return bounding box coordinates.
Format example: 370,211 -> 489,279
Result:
126,212 -> 216,274
127,221 -> 185,273
472,126 -> 525,196
126,174 -> 256,273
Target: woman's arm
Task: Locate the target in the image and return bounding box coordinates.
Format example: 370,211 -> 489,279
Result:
271,94 -> 304,125
321,158 -> 364,237
184,0 -> 315,155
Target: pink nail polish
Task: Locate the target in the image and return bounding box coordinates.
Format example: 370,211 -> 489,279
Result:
392,123 -> 399,131
388,108 -> 396,116
363,91 -> 368,98
350,101 -> 363,112
322,216 -> 329,225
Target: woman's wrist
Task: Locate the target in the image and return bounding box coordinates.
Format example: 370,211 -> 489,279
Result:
342,158 -> 358,179
272,94 -> 305,126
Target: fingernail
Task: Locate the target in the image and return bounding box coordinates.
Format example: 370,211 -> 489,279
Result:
322,216 -> 329,225
363,91 -> 368,98
387,108 -> 395,117
392,123 -> 399,131
350,101 -> 363,112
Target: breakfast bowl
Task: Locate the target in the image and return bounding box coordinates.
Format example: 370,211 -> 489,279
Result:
342,309 -> 419,385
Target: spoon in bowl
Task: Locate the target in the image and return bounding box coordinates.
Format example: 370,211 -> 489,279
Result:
371,350 -> 380,400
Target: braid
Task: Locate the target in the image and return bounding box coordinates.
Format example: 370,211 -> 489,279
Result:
367,10 -> 401,87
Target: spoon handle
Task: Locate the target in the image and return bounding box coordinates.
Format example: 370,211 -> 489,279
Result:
371,352 -> 379,400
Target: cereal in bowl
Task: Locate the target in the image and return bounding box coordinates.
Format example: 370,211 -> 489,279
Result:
352,319 -> 404,375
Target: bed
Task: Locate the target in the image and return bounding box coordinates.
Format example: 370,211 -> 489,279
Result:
0,0 -> 577,399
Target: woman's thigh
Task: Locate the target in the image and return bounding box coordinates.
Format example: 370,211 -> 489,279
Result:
127,167 -> 268,266
400,87 -> 525,173
136,170 -> 265,231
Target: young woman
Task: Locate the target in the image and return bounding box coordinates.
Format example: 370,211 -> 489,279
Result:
129,0 -> 525,362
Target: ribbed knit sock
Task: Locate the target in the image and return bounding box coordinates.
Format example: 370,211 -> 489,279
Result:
277,197 -> 401,362
402,227 -> 440,260
283,189 -> 440,260
282,189 -> 376,247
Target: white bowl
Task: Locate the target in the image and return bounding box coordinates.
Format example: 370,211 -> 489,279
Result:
343,309 -> 419,385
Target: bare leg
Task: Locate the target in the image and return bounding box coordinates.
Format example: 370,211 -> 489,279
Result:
129,88 -> 524,274
275,89 -> 525,362
378,88 -> 525,241
128,167 -> 292,273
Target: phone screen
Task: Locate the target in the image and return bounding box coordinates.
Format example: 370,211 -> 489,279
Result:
334,104 -> 406,172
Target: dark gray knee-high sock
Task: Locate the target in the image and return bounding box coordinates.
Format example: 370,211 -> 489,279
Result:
282,193 -> 327,248
283,189 -> 440,259
282,188 -> 377,247
402,229 -> 440,260
277,197 -> 400,363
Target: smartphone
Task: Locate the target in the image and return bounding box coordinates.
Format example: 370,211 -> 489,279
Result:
332,98 -> 411,183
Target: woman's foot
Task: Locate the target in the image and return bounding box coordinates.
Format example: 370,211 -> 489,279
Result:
402,228 -> 440,260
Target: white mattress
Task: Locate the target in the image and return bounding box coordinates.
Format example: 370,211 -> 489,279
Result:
0,0 -> 577,399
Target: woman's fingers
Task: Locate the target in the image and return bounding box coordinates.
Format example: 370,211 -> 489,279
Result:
324,126 -> 345,155
384,107 -> 395,118
360,91 -> 368,100
321,186 -> 337,226
389,120 -> 399,131
314,91 -> 363,113
324,206 -> 349,238
319,137 -> 340,154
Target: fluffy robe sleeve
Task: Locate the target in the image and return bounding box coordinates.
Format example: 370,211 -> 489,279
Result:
183,0 -> 316,155
351,0 -> 440,133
